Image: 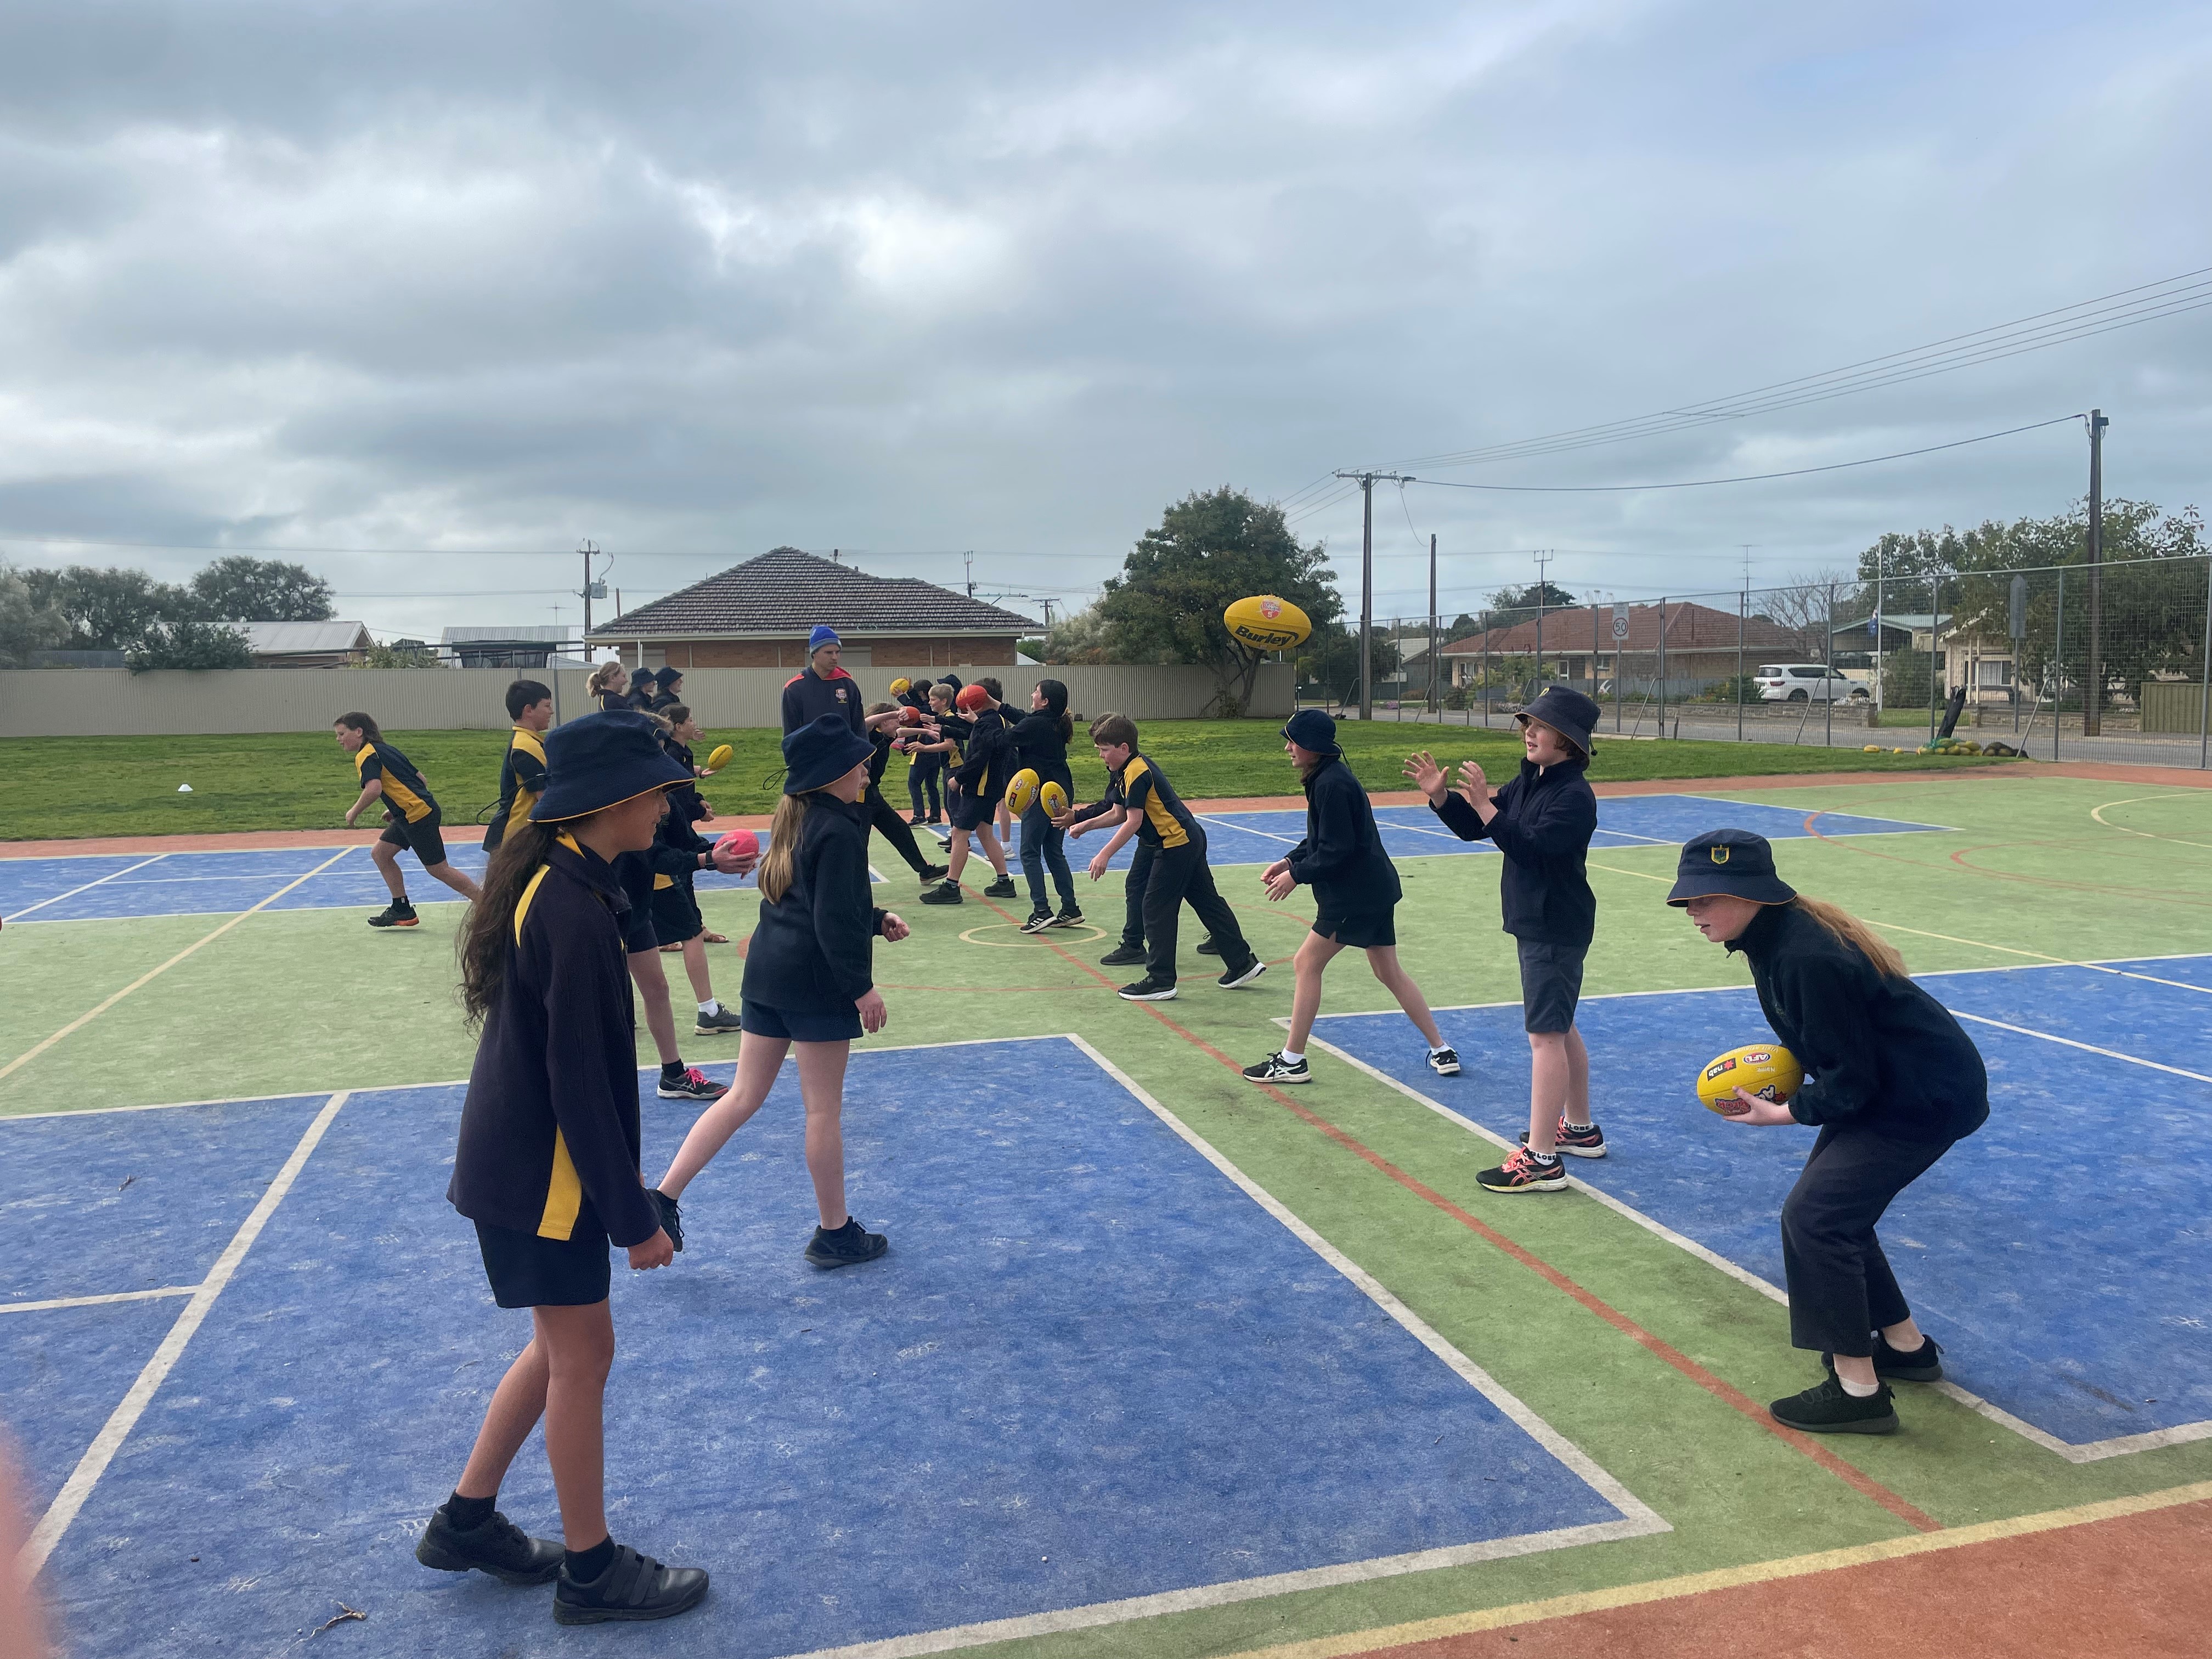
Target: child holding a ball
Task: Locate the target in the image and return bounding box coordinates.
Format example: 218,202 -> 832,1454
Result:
1406,687 -> 1605,1193
1668,828 -> 1988,1436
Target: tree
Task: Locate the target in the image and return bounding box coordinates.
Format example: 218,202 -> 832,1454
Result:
1487,580 -> 1579,614
1040,603 -> 1112,665
190,556 -> 334,622
1758,569 -> 1853,658
22,565 -> 198,650
356,639 -> 441,668
1093,487 -> 1346,715
126,619 -> 253,672
0,563 -> 69,667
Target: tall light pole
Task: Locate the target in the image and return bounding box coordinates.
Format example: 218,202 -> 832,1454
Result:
1334,470 -> 1414,719
2084,409 -> 2109,736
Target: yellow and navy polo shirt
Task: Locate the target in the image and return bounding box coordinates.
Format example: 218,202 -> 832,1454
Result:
354,740 -> 437,824
1118,752 -> 1194,849
481,725 -> 549,851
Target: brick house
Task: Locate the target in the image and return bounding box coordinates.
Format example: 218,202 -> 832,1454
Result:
585,548 -> 1037,670
1439,601 -> 1810,690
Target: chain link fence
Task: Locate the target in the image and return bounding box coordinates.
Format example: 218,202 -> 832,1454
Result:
1296,555 -> 2212,769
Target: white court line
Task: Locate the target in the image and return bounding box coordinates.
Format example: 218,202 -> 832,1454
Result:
1673,791 -> 1961,834
764,1036 -> 1669,1659
18,1091 -> 349,1577
1942,1011 -> 2212,1085
0,846 -> 357,1084
0,1285 -> 200,1316
3,853 -> 170,921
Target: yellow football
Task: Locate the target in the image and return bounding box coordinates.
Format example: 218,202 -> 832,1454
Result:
1224,593 -> 1313,652
1695,1044 -> 1805,1114
1006,768 -> 1040,816
1039,780 -> 1069,817
889,676 -> 911,695
705,743 -> 733,773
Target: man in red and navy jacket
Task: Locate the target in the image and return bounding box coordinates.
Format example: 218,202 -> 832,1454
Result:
781,625 -> 944,882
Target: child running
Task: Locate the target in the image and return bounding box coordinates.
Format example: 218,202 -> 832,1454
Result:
921,683 -> 1017,906
421,710 -> 704,1624
1007,678 -> 1083,933
1405,687 -> 1604,1192
482,680 -> 552,854
650,714 -> 911,1269
1062,713 -> 1265,1001
335,712 -> 483,927
1244,710 -> 1455,1084
1668,829 -> 1988,1435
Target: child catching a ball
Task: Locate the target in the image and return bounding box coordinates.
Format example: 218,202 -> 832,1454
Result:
649,714 -> 912,1269
1668,828 -> 1988,1436
1244,710 -> 1455,1085
921,683 -> 1017,906
1406,687 -> 1605,1193
425,712 -> 703,1624
1007,678 -> 1084,933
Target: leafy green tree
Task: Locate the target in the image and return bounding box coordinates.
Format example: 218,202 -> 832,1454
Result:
126,619 -> 253,672
1041,602 -> 1112,664
22,565 -> 198,650
1095,487 -> 1346,714
1487,580 -> 1579,613
355,639 -> 441,668
0,563 -> 69,666
190,556 -> 334,622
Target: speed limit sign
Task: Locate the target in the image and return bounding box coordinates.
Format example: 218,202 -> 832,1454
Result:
1612,614 -> 1629,640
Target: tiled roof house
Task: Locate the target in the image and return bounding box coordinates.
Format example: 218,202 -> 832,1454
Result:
586,549 -> 1039,670
1437,601 -> 1810,687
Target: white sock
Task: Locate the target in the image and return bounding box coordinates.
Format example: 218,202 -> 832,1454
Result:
1429,1043 -> 1450,1056
1279,1048 -> 1304,1065
698,999 -> 719,1016
1838,1373 -> 1880,1397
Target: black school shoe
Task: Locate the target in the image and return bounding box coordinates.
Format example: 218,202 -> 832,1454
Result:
982,875 -> 1019,899
552,1543 -> 709,1625
1242,1051 -> 1310,1085
1216,956 -> 1267,989
805,1216 -> 888,1269
693,1005 -> 742,1036
368,900 -> 419,929
1100,943 -> 1146,967
649,1188 -> 684,1252
655,1066 -> 719,1102
1196,936 -> 1220,956
1118,977 -> 1179,1002
1019,910 -> 1056,934
1824,1335 -> 1944,1384
415,1504 -> 563,1585
919,862 -> 949,882
1769,1374 -> 1898,1435
1049,904 -> 1085,928
919,879 -> 963,905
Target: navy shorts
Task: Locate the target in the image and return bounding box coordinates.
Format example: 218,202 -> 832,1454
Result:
1516,938 -> 1586,1034
1313,903 -> 1396,949
740,998 -> 862,1043
379,808 -> 449,868
616,856 -> 658,954
948,791 -> 999,833
475,1218 -> 611,1308
650,876 -> 703,944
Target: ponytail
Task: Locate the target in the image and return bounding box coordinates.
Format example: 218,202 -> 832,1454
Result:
757,792 -> 815,905
1792,895 -> 1908,979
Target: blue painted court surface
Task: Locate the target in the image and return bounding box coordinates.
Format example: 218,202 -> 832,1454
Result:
0,794 -> 1942,924
3,1039 -> 1652,1659
1313,956 -> 2212,1452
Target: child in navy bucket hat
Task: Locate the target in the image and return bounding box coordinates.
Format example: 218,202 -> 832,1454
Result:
1406,686 -> 1607,1190
652,713 -> 912,1272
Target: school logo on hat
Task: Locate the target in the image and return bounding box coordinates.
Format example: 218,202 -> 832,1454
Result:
1711,846 -> 1730,864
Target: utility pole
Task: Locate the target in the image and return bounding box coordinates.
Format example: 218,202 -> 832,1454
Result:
2084,409 -> 2109,736
1533,549 -> 1554,685
1427,532 -> 1438,715
579,541 -> 599,639
1334,470 -> 1414,720
964,550 -> 976,600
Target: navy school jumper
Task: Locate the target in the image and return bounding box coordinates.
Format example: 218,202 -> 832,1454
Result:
1286,754 -> 1402,920
1431,755 -> 1597,945
741,795 -> 889,1017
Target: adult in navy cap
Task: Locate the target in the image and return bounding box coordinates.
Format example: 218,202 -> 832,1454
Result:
1669,828 -> 1988,1436
432,709 -> 709,1624
780,623 -> 946,889
1406,685 -> 1608,1191
1241,709 -> 1457,1086
652,713 -> 913,1271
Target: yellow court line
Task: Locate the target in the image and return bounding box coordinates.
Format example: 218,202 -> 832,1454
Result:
0,847 -> 357,1085
1221,1480 -> 2212,1659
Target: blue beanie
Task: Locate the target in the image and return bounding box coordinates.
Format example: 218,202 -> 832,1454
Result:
809,624 -> 841,653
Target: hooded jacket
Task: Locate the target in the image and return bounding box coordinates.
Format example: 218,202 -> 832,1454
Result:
1431,755 -> 1597,945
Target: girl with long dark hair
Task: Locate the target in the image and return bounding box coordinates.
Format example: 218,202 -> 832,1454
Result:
1008,678 -> 1082,932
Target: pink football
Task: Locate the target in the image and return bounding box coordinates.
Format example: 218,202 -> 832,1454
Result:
716,828 -> 760,860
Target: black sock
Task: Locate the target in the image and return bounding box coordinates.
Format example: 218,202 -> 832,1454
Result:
566,1537 -> 616,1581
661,1060 -> 685,1080
445,1490 -> 496,1529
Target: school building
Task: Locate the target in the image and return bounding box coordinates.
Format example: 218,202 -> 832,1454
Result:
584,547 -> 1038,672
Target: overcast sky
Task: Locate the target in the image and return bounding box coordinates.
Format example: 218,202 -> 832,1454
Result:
2,1 -> 2207,641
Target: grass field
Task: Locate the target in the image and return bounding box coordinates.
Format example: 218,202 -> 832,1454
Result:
0,719 -> 2006,840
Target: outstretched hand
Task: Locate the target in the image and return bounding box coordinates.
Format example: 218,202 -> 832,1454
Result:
1454,759 -> 1488,804
1402,750 -> 1446,803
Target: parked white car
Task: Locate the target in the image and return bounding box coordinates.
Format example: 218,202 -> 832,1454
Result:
1754,663 -> 1867,702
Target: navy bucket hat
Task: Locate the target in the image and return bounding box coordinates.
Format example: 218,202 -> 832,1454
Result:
529,711 -> 692,822
1280,708 -> 1341,756
782,712 -> 874,794
1515,686 -> 1600,756
1666,829 -> 1798,907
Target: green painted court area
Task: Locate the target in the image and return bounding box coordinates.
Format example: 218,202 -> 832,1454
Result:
4,770 -> 2210,1658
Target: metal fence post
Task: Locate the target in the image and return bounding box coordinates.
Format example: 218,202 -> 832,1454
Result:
2199,556 -> 2211,770
1657,598 -> 1667,738
1481,611 -> 1492,729
1736,589 -> 1746,742
2053,568 -> 2065,763
1825,582 -> 1835,748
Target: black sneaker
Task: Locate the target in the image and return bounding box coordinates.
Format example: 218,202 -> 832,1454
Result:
1216,957 -> 1266,989
1475,1147 -> 1568,1193
1242,1051 -> 1310,1085
1049,905 -> 1085,928
1769,1375 -> 1898,1435
368,900 -> 420,929
919,879 -> 963,906
415,1503 -> 563,1585
1824,1335 -> 1944,1384
655,1066 -> 719,1102
1019,910 -> 1056,934
1520,1117 -> 1606,1158
552,1542 -> 709,1625
919,862 -> 949,882
907,814 -> 927,826
1428,1047 -> 1462,1077
982,876 -> 1018,899
1196,936 -> 1220,956
1099,943 -> 1147,967
1118,977 -> 1179,1002
693,1004 -> 742,1036
649,1188 -> 684,1253
805,1216 -> 888,1269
